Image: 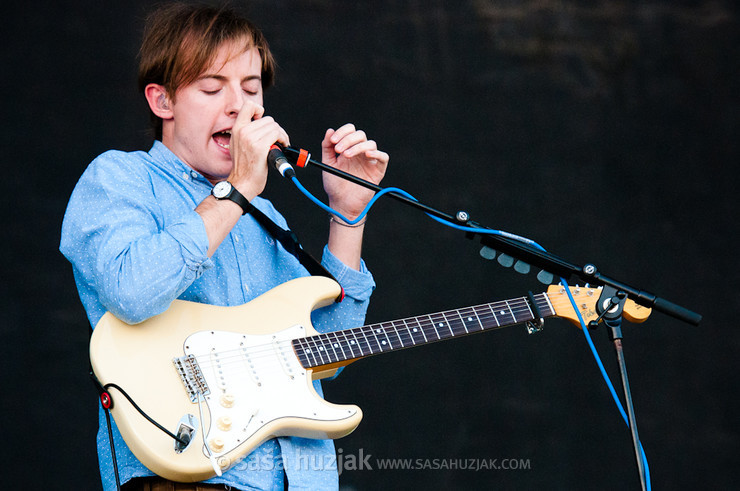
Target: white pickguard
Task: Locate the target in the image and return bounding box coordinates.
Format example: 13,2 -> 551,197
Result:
182,325 -> 358,461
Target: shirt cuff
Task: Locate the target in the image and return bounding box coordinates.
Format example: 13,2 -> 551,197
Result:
321,244 -> 375,301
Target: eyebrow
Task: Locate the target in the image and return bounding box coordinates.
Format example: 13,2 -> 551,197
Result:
197,74 -> 262,83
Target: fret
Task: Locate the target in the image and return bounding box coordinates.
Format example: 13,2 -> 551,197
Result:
292,338 -> 309,367
383,322 -> 406,349
329,331 -> 348,361
300,337 -> 319,367
485,304 -> 501,328
306,335 -> 328,366
340,329 -> 358,359
401,318 -> 418,345
486,301 -> 512,327
394,320 -> 413,347
349,327 -> 367,357
428,313 -> 448,340
505,300 -> 517,325
540,293 -> 555,317
419,315 -> 439,341
406,317 -> 428,344
365,325 -> 384,354
521,296 -> 535,322
347,328 -> 366,357
456,310 -> 469,334
458,307 -> 482,333
373,324 -> 393,351
323,333 -> 340,363
444,310 -> 468,336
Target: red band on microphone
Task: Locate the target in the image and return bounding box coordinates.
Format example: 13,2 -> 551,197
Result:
296,148 -> 310,168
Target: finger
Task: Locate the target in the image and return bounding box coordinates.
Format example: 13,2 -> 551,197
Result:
235,100 -> 265,127
277,125 -> 290,147
247,117 -> 286,143
335,130 -> 368,154
341,138 -> 376,158
329,123 -> 357,144
364,149 -> 389,165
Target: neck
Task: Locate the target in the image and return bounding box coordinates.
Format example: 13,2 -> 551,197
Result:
292,292 -> 555,371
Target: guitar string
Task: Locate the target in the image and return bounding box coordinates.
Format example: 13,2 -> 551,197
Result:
188,295 -> 548,367
185,292 -> 601,374
188,293 -> 596,370
189,293 -> 602,374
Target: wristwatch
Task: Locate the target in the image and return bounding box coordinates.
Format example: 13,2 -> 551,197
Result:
211,181 -> 253,215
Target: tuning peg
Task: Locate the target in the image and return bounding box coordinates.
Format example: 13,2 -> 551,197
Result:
479,246 -> 497,260
497,254 -> 514,267
514,260 -> 530,274
537,270 -> 554,284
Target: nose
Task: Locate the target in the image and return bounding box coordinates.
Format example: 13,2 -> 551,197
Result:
224,86 -> 243,116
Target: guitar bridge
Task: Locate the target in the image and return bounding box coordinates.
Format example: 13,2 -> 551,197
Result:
173,354 -> 211,402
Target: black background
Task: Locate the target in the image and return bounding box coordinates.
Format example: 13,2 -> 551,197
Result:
3,1 -> 738,489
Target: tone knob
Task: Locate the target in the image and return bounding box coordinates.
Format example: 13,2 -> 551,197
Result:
209,438 -> 224,452
217,416 -> 233,431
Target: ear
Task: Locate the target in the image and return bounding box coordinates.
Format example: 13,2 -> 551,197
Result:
144,84 -> 173,119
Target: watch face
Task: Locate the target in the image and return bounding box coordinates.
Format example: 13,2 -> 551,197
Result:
212,181 -> 232,199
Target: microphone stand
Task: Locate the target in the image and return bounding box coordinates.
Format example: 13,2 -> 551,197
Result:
589,287 -> 648,490
282,146 -> 702,326
283,145 -> 702,489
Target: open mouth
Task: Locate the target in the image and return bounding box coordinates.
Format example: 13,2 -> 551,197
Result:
213,130 -> 231,150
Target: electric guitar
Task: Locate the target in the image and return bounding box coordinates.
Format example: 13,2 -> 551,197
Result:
90,276 -> 651,482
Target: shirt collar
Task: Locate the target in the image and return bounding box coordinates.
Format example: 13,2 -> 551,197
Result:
148,140 -> 212,185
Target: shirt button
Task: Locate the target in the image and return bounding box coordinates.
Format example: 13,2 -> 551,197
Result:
190,170 -> 199,179
182,172 -> 189,180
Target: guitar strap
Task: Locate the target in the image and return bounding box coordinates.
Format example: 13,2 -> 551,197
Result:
248,205 -> 345,302
90,206 -> 344,490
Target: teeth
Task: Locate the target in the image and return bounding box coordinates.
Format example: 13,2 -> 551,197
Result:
214,130 -> 231,149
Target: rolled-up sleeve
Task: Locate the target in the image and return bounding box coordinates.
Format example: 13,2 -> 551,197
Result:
60,151 -> 213,325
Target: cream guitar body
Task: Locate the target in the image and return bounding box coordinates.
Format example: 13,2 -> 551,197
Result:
90,276 -> 361,482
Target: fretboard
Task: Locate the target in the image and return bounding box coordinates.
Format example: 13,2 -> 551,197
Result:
292,292 -> 555,370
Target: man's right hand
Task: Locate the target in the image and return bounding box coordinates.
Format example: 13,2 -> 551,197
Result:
228,100 -> 290,200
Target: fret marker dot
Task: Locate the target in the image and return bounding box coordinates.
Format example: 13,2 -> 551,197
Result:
350,340 -> 355,344
468,317 -> 473,322
438,323 -> 444,327
381,340 -> 387,345
319,347 -> 324,351
413,328 -> 418,332
500,311 -> 505,315
333,343 -> 338,348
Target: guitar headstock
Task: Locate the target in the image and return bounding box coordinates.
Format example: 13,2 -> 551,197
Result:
546,285 -> 652,327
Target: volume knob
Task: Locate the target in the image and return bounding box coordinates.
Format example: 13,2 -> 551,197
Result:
220,394 -> 235,408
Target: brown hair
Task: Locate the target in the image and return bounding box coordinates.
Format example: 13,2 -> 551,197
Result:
138,3 -> 276,139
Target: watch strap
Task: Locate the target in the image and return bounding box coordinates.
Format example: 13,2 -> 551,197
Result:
213,182 -> 253,215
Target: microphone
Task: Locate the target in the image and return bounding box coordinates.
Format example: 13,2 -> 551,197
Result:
268,144 -> 296,178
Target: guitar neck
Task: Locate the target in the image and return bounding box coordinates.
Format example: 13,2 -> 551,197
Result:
292,292 -> 555,370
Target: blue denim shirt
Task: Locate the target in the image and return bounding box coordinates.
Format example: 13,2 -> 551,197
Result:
60,141 -> 375,490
